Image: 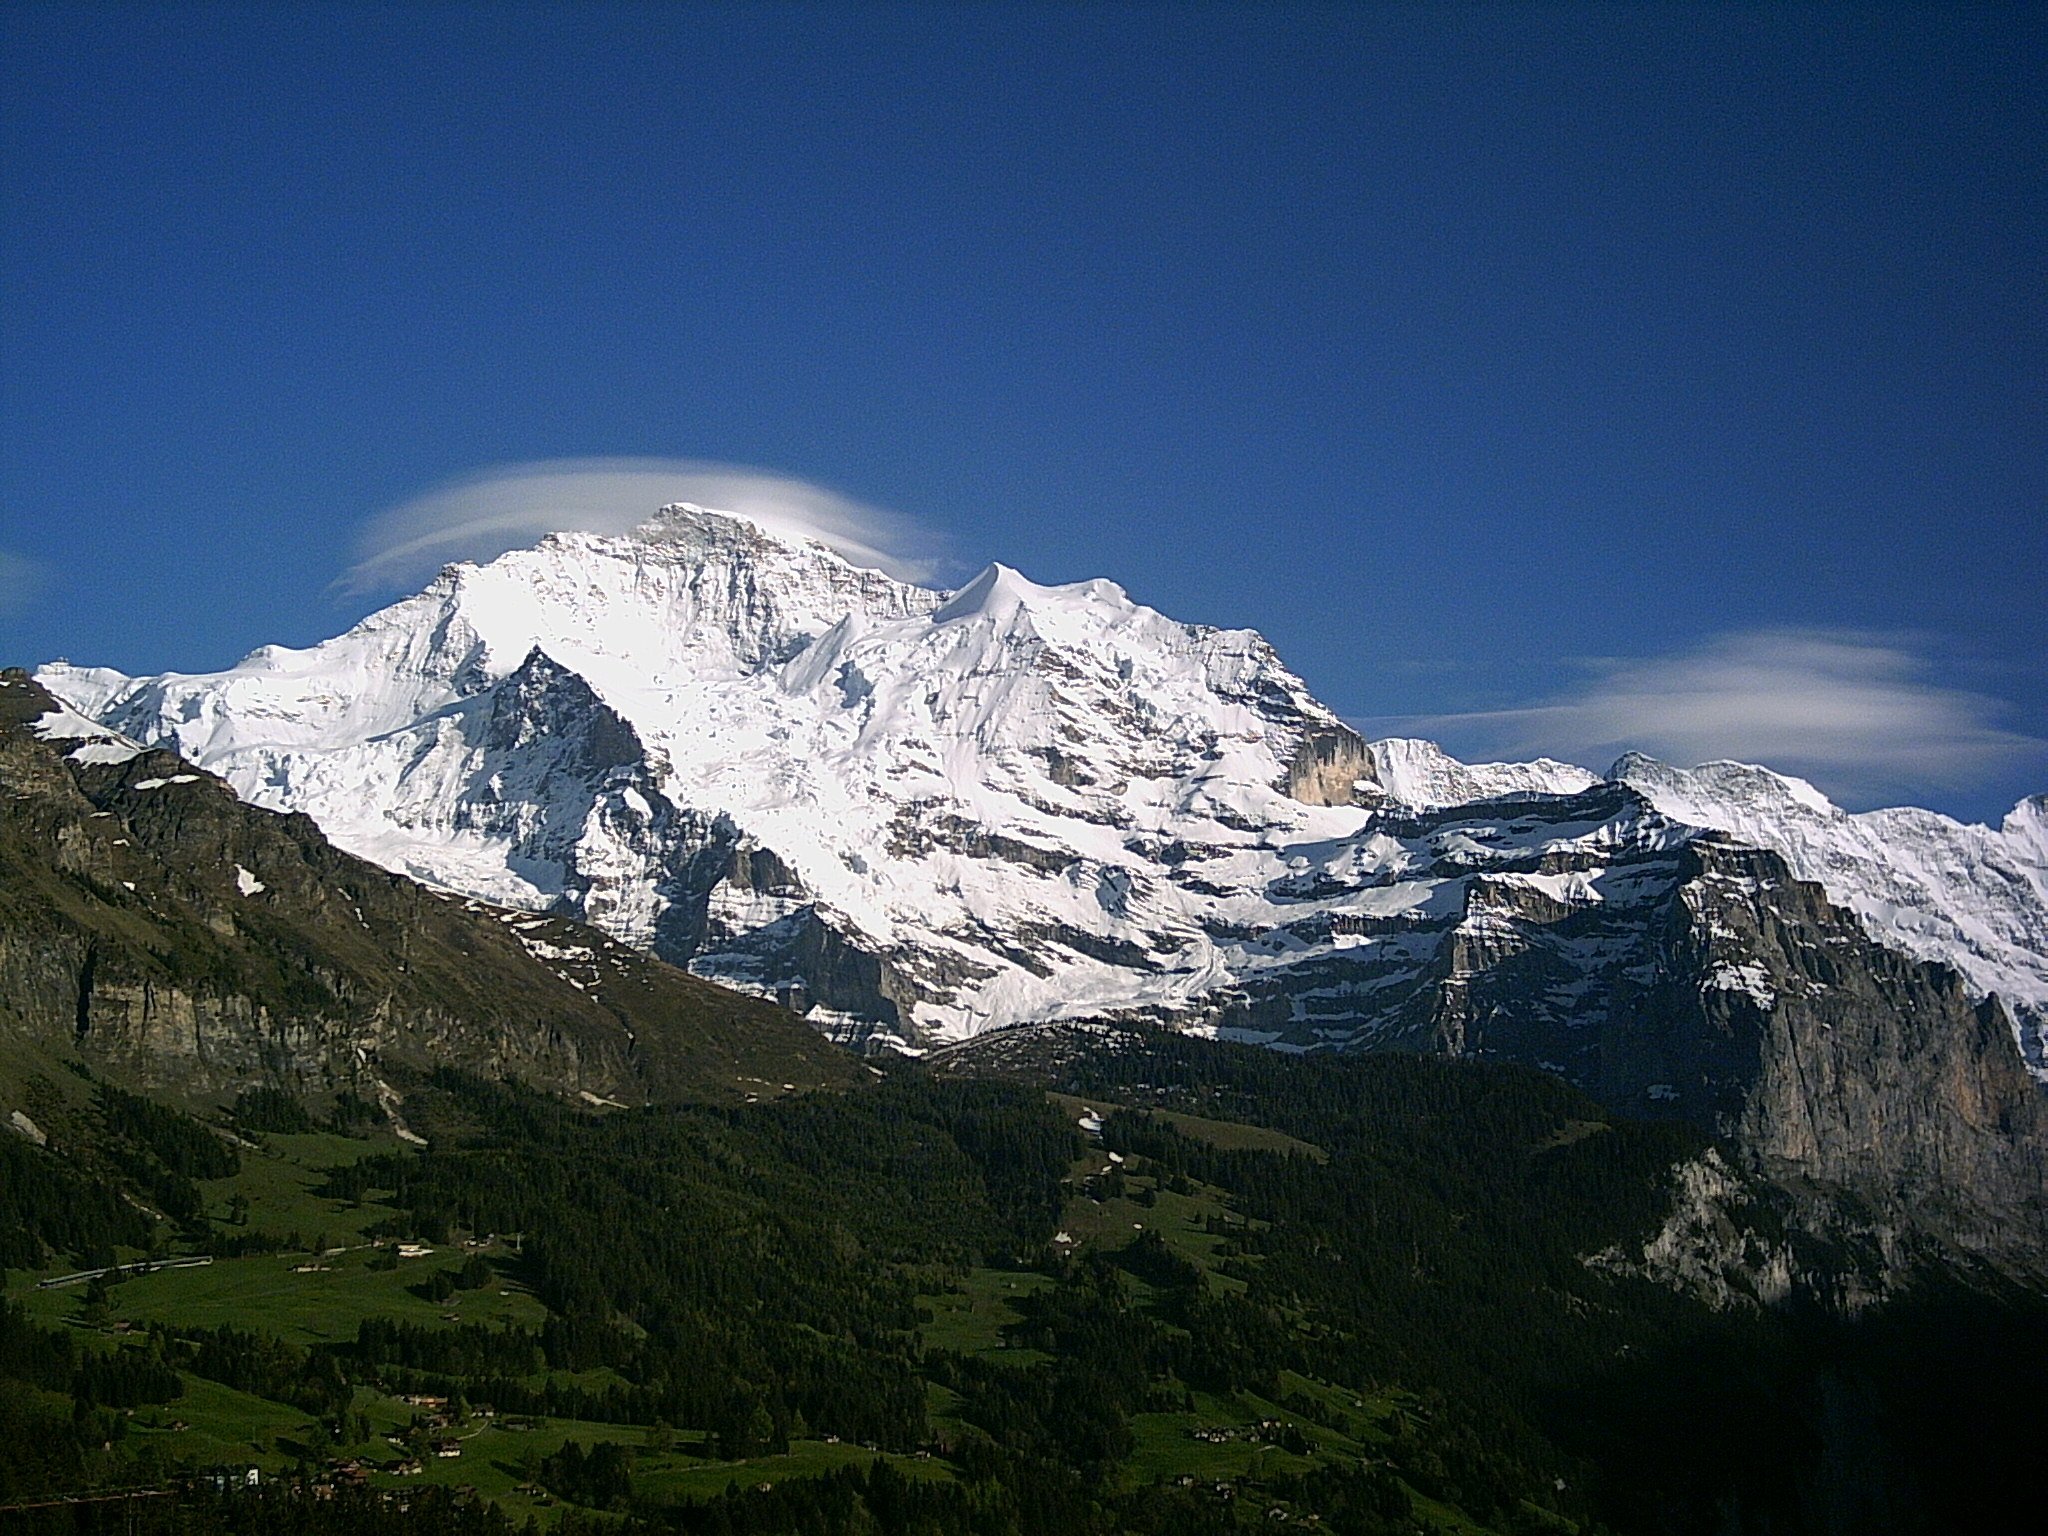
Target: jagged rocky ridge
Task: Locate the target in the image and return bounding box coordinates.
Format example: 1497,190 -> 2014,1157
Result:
0,670 -> 863,1108
31,507 -> 2048,1276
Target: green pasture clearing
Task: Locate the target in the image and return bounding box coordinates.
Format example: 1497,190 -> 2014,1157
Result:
355,1412 -> 655,1527
364,1422 -> 953,1526
200,1128 -> 408,1244
1121,1393 -> 1330,1490
21,1244 -> 545,1344
915,1266 -> 1052,1357
924,1380 -> 962,1424
1135,1106 -> 1326,1162
128,1372 -> 316,1472
1272,1369 -> 1403,1442
635,1439 -> 953,1504
1057,1167 -> 1251,1294
515,1363 -> 634,1394
1049,1091 -> 1326,1160
1409,1486 -> 1510,1534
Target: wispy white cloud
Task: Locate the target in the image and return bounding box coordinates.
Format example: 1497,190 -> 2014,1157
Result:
341,458 -> 947,594
0,550 -> 51,616
1373,628 -> 2047,808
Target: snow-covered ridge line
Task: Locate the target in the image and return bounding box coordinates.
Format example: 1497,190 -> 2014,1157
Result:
1613,754 -> 2048,1067
34,504 -> 2048,1071
1367,737 -> 1599,808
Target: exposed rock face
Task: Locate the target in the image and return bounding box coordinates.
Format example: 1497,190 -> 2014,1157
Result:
1687,847 -> 2039,1269
0,671 -> 861,1106
1572,856 -> 2047,1278
1432,831 -> 2048,1282
1615,755 -> 2048,1073
1584,1150 -> 1807,1311
1519,835 -> 2041,1275
1577,1147 -> 1920,1315
1286,726 -> 1380,807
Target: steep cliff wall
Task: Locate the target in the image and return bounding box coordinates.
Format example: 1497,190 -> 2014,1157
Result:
1285,725 -> 1381,807
1419,834 -> 2048,1283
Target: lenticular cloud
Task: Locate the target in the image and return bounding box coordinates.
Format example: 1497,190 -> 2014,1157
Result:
1403,627 -> 2047,808
341,458 -> 944,594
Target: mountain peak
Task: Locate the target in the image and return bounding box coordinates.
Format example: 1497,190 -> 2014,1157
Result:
582,500 -> 926,588
628,501 -> 824,554
929,563 -> 1135,627
1613,753 -> 1840,819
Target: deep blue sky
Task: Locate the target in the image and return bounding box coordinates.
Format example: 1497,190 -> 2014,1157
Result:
3,3 -> 2043,819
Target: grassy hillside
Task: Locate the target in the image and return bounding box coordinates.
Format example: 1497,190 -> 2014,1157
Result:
2,1061 -> 1603,1535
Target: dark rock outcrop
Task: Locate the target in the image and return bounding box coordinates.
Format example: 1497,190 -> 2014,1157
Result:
1398,834 -> 2048,1288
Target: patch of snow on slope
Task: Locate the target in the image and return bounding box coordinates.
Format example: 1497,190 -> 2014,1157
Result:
1706,961 -> 1776,1008
1370,737 -> 1598,808
28,704 -> 144,766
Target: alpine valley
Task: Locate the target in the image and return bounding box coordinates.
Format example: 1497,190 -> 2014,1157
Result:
5,505 -> 2047,1536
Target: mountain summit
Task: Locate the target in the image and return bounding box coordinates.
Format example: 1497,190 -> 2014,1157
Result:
42,505 -> 1388,1048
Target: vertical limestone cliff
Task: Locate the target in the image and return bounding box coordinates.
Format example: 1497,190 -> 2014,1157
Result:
1428,835 -> 2048,1288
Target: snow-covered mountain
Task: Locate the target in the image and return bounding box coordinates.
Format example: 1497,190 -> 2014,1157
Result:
37,505 -> 2048,1085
